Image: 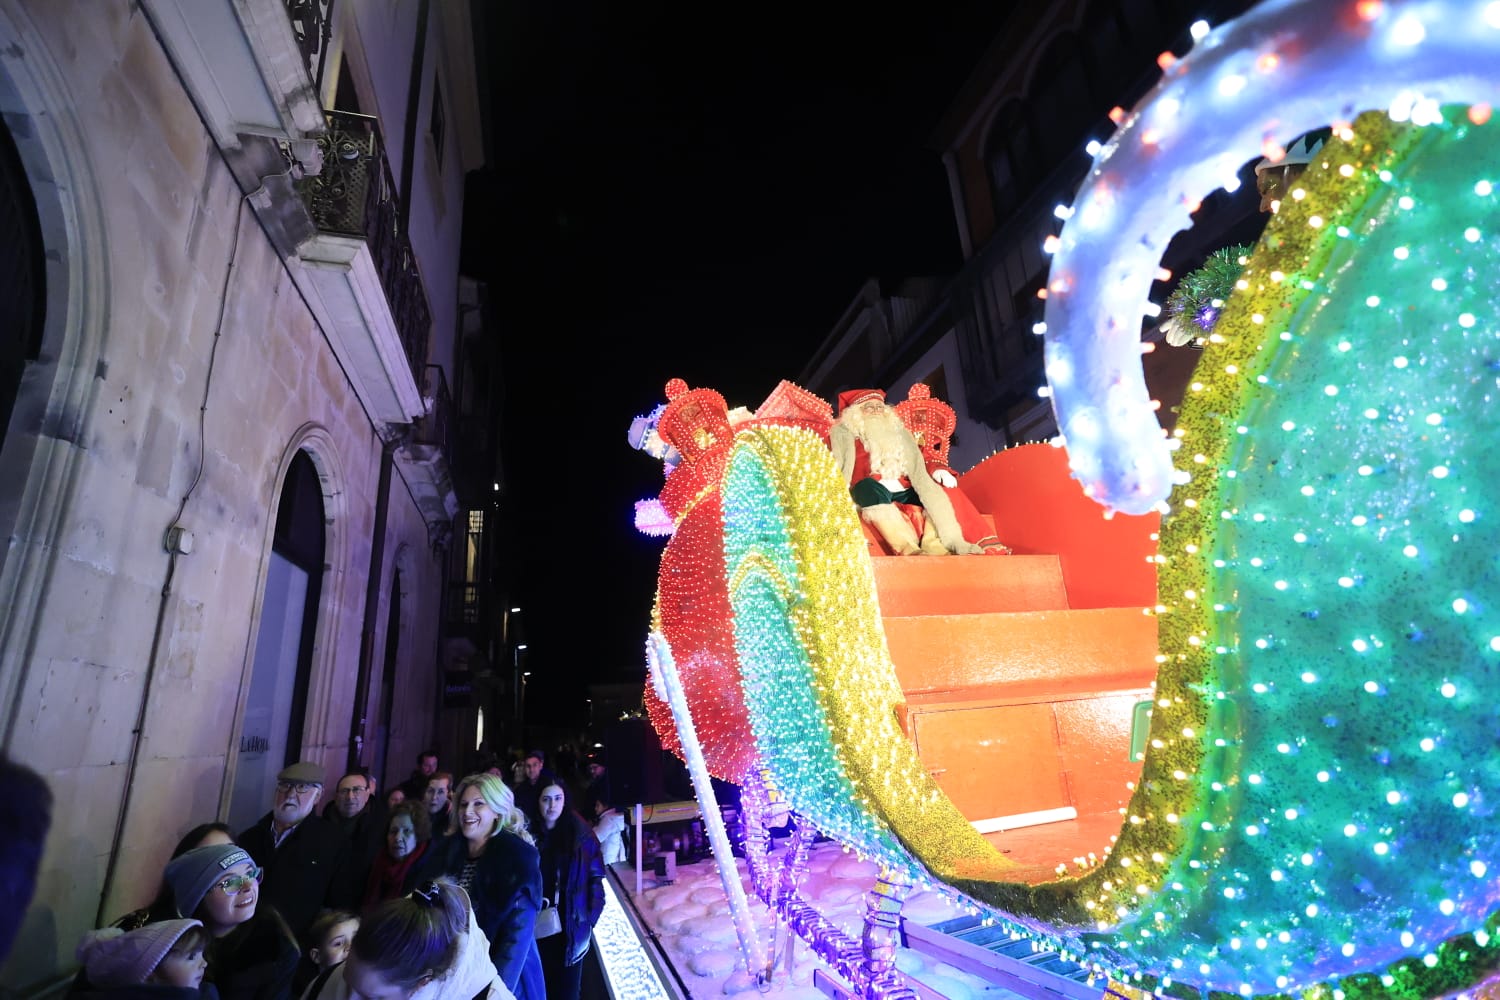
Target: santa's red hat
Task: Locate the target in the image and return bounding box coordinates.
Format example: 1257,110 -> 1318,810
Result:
837,388 -> 885,414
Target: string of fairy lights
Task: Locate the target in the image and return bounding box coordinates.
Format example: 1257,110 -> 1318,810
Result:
1042,0 -> 1500,518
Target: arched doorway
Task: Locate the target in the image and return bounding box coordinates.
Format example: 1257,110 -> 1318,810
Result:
228,450 -> 327,829
0,110 -> 45,452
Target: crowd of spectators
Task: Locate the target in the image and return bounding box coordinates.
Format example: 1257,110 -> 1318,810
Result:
34,742 -> 618,1000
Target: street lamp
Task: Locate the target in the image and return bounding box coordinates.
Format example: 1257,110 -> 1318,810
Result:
520,669 -> 532,744
513,643 -> 530,743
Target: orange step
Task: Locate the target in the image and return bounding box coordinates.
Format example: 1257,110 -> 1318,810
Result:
885,605 -> 1156,842
853,444 -> 1162,871
883,607 -> 1157,699
907,699 -> 1148,829
870,555 -> 1069,617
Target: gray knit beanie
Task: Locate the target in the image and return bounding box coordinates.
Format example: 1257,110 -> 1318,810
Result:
76,919 -> 202,986
163,843 -> 253,917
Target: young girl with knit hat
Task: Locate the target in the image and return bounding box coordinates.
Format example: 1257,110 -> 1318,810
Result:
71,918 -> 214,999
161,844 -> 298,1000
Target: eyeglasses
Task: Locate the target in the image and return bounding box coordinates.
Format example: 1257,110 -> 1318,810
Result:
215,866 -> 264,896
276,781 -> 319,795
337,785 -> 369,796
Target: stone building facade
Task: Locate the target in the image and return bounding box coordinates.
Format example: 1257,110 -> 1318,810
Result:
0,1 -> 488,990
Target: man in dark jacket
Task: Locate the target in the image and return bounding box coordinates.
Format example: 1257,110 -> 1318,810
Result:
321,768 -> 386,891
237,761 -> 356,944
397,749 -> 439,802
580,754 -> 613,822
513,749 -> 555,824
422,771 -> 454,837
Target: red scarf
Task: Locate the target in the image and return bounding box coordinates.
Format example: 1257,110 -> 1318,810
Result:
363,841 -> 429,907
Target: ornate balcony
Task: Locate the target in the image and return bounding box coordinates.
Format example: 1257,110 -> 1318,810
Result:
395,365 -> 460,543
294,111 -> 432,427
449,583 -> 481,627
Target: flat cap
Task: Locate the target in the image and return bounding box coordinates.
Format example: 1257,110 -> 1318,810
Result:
277,761 -> 324,785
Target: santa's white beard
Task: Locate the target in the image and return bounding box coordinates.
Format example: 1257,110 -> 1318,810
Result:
842,405 -> 911,483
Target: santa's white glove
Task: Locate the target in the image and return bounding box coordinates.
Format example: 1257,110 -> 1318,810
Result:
932,468 -> 957,488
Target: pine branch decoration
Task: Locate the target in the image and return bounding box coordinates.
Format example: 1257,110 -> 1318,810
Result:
1161,243 -> 1253,346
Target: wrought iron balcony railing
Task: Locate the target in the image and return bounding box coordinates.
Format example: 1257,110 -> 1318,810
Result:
414,364 -> 455,467
296,110 -> 431,388
283,0 -> 334,94
449,583 -> 481,626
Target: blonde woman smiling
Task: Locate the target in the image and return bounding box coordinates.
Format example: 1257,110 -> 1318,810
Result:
411,774 -> 544,1000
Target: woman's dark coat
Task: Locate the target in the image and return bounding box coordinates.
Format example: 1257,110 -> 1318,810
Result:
536,812 -> 606,966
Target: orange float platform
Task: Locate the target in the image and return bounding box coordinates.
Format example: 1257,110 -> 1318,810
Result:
863,444 -> 1160,884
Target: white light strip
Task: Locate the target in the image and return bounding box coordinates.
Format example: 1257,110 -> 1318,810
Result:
970,806 -> 1078,835
1041,0 -> 1500,515
647,631 -> 769,978
594,874 -> 674,1000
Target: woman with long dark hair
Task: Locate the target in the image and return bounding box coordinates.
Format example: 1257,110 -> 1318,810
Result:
533,781 -> 606,1000
113,824 -> 237,930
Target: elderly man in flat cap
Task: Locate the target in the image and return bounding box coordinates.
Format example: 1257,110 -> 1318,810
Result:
237,761 -> 355,945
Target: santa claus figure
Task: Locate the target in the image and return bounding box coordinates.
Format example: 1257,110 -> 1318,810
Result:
830,388 -> 982,555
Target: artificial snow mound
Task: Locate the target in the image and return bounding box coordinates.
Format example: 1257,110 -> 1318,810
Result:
688,950 -> 739,978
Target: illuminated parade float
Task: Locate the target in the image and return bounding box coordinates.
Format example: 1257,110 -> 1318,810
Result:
620,2 -> 1500,998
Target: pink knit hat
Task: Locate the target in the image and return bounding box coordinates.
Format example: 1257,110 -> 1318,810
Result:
76,918 -> 202,987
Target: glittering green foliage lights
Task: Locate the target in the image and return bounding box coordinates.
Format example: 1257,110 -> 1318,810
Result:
1162,244 -> 1254,345
1143,109 -> 1500,998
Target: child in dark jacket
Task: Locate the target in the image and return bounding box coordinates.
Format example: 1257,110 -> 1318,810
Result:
72,918 -> 219,1000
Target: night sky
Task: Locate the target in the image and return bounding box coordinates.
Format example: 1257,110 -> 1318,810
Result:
462,3 -> 1015,726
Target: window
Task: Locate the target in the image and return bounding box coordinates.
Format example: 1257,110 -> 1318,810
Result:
982,103 -> 1028,220
920,366 -> 951,405
1030,35 -> 1099,164
1085,8 -> 1135,103
453,509 -> 483,624
465,509 -> 483,582
333,59 -> 360,113
430,80 -> 446,171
